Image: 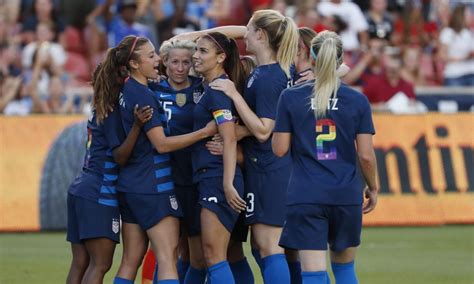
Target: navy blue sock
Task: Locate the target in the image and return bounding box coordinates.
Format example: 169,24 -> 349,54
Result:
208,261 -> 234,284
262,254 -> 290,284
113,277 -> 134,284
331,261 -> 358,284
184,266 -> 207,284
230,257 -> 254,284
251,249 -> 264,273
288,261 -> 302,284
177,259 -> 190,284
302,271 -> 327,284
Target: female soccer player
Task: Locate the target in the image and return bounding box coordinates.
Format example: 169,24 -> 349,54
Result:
109,36 -> 216,284
66,59 -> 153,284
209,10 -> 299,284
191,31 -> 247,284
272,31 -> 378,284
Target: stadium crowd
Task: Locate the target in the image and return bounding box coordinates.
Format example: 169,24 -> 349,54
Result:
0,0 -> 473,115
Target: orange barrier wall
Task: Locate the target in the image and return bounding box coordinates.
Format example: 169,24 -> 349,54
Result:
363,113 -> 474,225
0,114 -> 472,231
0,115 -> 85,231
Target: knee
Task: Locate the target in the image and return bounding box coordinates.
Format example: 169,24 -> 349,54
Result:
155,246 -> 178,266
202,241 -> 225,266
72,255 -> 89,272
90,260 -> 113,274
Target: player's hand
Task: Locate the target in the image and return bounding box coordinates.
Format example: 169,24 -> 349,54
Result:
224,184 -> 246,213
295,69 -> 314,84
134,105 -> 153,127
205,134 -> 223,156
209,79 -> 239,99
362,186 -> 378,214
203,120 -> 218,137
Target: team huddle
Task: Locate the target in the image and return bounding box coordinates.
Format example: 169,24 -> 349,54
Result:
65,9 -> 378,284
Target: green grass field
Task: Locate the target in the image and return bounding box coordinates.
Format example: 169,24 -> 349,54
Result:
1,226 -> 473,284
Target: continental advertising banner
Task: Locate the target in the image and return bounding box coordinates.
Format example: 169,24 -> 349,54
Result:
0,114 -> 472,231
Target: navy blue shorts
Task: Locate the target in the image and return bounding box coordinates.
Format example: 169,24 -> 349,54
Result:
118,191 -> 183,231
67,193 -> 120,244
231,212 -> 249,242
198,176 -> 244,233
175,185 -> 201,237
279,204 -> 362,252
244,167 -> 290,226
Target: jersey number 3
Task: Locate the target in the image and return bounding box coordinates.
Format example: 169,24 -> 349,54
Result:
315,119 -> 337,160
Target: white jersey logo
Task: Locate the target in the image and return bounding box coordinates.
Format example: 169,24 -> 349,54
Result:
112,218 -> 120,234
170,195 -> 179,210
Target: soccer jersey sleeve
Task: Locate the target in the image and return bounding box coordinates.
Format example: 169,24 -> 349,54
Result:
103,108 -> 125,150
357,96 -> 375,135
274,90 -> 292,133
209,89 -> 234,125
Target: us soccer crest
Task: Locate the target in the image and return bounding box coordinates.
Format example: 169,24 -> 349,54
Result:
176,93 -> 186,107
112,218 -> 120,234
169,195 -> 179,210
193,89 -> 203,104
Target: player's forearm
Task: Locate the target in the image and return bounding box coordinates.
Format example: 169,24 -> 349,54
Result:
232,93 -> 272,142
359,150 -> 378,192
159,128 -> 210,153
222,136 -> 237,189
113,123 -> 141,166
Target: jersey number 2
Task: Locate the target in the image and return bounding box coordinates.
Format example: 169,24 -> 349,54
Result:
315,119 -> 337,160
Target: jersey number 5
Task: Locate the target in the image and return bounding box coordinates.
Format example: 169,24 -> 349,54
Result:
163,101 -> 173,120
315,119 -> 337,160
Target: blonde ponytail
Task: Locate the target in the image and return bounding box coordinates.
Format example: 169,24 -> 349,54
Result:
310,31 -> 343,118
276,17 -> 299,78
251,10 -> 299,78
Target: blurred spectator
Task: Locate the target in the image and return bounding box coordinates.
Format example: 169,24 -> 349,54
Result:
105,0 -> 153,47
365,0 -> 393,42
317,0 -> 369,54
400,45 -> 438,86
26,43 -> 75,113
342,37 -> 386,85
22,22 -> 66,71
438,4 -> 474,86
269,0 -> 288,16
186,0 -> 217,30
155,0 -> 200,44
391,0 -> 437,50
363,51 -> 416,105
0,75 -> 27,115
21,0 -> 66,45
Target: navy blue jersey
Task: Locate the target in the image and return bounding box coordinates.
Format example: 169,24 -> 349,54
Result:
68,108 -> 124,206
117,77 -> 174,194
242,63 -> 291,172
274,81 -> 375,205
149,76 -> 204,186
192,74 -> 242,182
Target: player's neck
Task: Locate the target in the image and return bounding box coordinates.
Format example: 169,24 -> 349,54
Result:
255,49 -> 276,66
203,67 -> 225,84
168,78 -> 191,91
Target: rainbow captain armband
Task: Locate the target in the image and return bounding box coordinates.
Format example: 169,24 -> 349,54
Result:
213,109 -> 234,125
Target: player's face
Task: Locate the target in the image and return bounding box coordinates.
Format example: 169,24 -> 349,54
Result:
166,48 -> 193,85
244,22 -> 259,54
193,38 -> 224,75
134,41 -> 160,80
